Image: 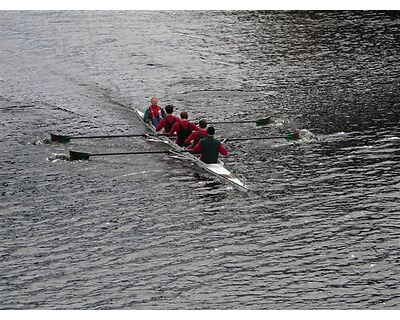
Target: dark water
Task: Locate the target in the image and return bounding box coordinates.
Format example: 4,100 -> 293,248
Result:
1,11 -> 399,309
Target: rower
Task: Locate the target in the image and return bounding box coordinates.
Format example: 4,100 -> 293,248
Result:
143,97 -> 166,127
155,105 -> 179,133
191,126 -> 228,164
185,119 -> 208,150
169,111 -> 198,147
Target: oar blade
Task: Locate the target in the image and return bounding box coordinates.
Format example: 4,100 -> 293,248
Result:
285,131 -> 300,141
285,132 -> 294,141
69,151 -> 90,161
51,133 -> 71,143
255,117 -> 271,126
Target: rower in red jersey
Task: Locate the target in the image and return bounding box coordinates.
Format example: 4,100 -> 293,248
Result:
155,105 -> 179,133
191,126 -> 228,164
169,111 -> 199,147
143,97 -> 166,127
185,119 -> 208,150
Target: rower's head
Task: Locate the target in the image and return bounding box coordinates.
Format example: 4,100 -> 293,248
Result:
199,119 -> 207,129
165,105 -> 174,114
150,97 -> 158,106
180,111 -> 188,120
207,126 -> 215,135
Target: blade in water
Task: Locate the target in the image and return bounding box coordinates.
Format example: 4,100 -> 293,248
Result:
286,132 -> 294,141
256,117 -> 271,126
285,131 -> 300,141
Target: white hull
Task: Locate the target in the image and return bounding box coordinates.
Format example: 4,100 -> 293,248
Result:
134,109 -> 249,192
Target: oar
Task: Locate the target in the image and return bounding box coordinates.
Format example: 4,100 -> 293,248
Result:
69,149 -> 190,161
51,132 -> 170,143
207,116 -> 271,127
52,116 -> 271,143
225,131 -> 300,142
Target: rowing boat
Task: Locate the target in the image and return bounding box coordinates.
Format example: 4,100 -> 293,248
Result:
134,108 -> 249,192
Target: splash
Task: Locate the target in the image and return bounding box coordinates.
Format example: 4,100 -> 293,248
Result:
298,129 -> 318,142
47,153 -> 70,162
31,138 -> 52,145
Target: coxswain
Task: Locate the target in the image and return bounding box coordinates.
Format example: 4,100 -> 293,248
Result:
191,126 -> 227,164
185,119 -> 208,150
155,105 -> 179,133
143,97 -> 166,127
169,111 -> 198,147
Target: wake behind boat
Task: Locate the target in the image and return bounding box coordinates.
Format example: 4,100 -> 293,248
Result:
134,108 -> 249,193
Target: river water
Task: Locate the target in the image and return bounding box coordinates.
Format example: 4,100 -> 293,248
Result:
1,11 -> 399,309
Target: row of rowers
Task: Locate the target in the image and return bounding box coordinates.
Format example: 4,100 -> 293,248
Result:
142,98 -> 227,164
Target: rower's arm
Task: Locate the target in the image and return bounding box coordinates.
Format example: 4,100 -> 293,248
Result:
219,144 -> 228,156
168,122 -> 178,137
185,132 -> 195,145
192,142 -> 201,154
155,119 -> 164,132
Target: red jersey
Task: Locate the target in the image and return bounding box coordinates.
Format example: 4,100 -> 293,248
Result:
169,120 -> 199,147
156,114 -> 179,132
169,120 -> 198,136
185,129 -> 208,148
